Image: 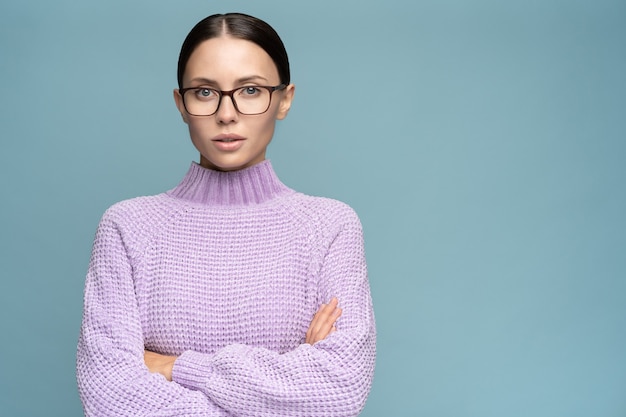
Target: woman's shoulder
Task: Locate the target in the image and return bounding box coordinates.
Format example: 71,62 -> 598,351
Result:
283,192 -> 362,228
99,193 -> 181,228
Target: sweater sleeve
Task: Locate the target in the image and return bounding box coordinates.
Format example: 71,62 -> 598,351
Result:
171,206 -> 376,417
76,213 -> 230,417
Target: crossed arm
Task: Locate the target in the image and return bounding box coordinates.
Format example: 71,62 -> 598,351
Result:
144,298 -> 343,381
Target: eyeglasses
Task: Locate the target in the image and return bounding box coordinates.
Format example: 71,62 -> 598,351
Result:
179,84 -> 287,116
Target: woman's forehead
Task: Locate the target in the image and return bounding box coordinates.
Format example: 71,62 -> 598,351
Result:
184,37 -> 279,85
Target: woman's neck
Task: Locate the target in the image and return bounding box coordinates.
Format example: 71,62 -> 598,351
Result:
167,160 -> 292,206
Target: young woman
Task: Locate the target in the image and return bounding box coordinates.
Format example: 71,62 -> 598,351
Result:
77,13 -> 375,416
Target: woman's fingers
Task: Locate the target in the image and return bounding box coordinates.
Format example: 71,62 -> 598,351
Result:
305,297 -> 342,344
143,350 -> 176,381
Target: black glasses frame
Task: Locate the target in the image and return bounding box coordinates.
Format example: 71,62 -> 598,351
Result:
179,84 -> 287,116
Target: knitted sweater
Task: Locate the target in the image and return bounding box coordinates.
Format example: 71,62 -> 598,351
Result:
76,160 -> 376,416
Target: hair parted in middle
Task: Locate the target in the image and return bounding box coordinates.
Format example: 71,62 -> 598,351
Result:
177,13 -> 291,89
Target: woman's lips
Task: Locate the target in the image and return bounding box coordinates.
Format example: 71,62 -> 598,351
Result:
212,134 -> 245,151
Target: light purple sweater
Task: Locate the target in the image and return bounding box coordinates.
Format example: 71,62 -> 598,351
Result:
76,160 -> 376,416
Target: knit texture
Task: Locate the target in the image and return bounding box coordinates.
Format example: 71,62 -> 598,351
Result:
76,160 -> 376,416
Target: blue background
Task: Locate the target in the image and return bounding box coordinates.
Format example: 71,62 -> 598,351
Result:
1,1 -> 625,416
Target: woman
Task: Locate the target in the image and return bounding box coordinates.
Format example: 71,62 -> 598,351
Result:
77,12 -> 375,416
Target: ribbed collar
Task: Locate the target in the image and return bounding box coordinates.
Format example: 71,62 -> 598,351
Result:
167,160 -> 293,206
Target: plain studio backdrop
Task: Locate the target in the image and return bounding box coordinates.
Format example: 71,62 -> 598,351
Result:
1,1 -> 624,416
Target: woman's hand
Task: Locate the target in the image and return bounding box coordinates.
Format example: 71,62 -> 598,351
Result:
306,297 -> 342,345
144,350 -> 177,381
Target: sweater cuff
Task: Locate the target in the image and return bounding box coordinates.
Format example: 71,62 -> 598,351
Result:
172,350 -> 214,390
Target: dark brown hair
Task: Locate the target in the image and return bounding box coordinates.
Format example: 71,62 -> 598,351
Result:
177,13 -> 290,89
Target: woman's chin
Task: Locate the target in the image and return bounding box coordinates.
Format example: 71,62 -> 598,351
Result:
198,154 -> 265,172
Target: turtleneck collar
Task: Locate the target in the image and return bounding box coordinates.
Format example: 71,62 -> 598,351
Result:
167,160 -> 293,206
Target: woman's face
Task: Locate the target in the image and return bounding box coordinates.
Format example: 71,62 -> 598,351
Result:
174,36 -> 294,171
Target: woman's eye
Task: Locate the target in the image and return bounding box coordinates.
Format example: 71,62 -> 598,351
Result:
241,87 -> 260,96
195,88 -> 215,99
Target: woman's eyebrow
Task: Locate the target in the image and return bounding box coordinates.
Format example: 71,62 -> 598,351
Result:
188,77 -> 218,86
236,75 -> 269,84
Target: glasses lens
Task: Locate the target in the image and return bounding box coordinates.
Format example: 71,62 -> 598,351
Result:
233,87 -> 271,115
184,88 -> 219,116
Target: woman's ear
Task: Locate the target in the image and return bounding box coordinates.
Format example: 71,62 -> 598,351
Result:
173,89 -> 189,124
276,84 -> 295,120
